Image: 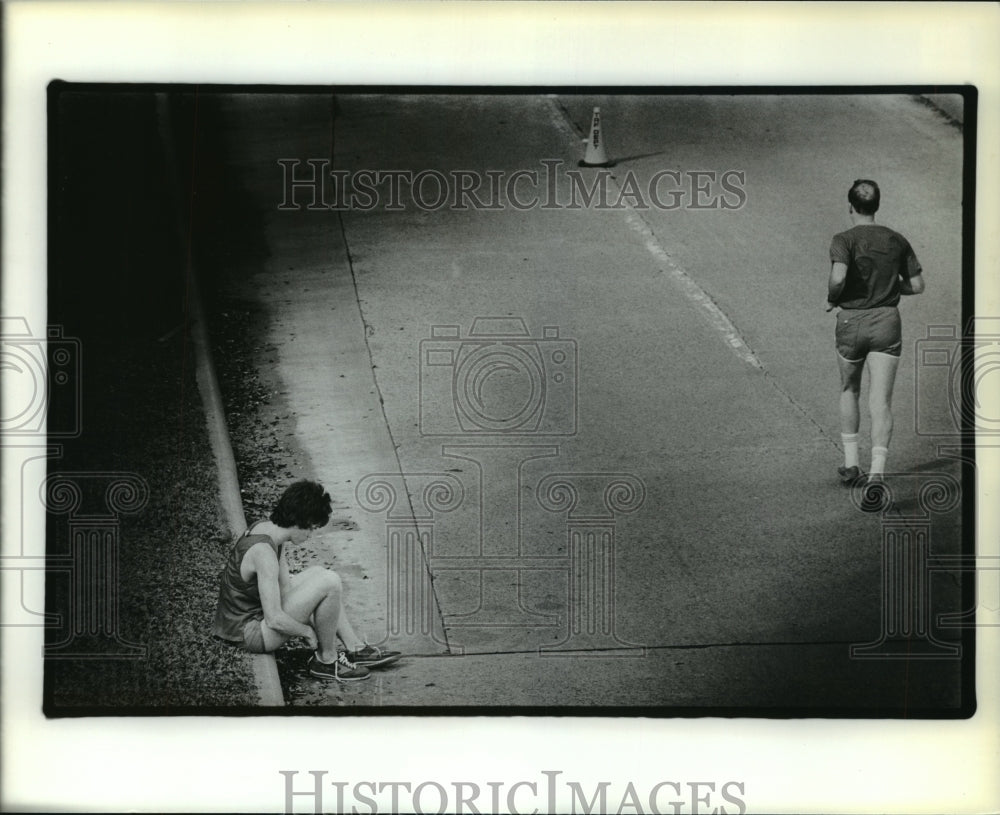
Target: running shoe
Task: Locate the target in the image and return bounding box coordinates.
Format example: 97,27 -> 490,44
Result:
838,465 -> 864,486
308,652 -> 370,682
344,644 -> 402,669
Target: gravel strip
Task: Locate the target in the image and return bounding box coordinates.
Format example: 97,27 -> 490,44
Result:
44,331 -> 259,711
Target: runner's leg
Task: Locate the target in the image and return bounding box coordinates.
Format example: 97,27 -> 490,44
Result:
260,566 -> 343,661
837,353 -> 865,468
335,596 -> 366,652
867,351 -> 900,476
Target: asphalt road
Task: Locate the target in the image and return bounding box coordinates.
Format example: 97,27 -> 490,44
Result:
199,90 -> 967,712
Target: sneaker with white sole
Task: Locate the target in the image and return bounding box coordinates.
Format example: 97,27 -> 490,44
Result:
308,652 -> 370,682
344,644 -> 402,669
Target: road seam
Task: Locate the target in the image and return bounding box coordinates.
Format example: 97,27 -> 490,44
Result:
333,207 -> 454,654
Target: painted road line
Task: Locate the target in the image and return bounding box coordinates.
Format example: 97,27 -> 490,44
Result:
546,96 -> 764,370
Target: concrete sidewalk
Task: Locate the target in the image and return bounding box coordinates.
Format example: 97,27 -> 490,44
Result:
204,92 -> 966,713
206,94 -> 449,659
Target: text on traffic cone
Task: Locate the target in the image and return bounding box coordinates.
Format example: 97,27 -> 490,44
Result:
579,106 -> 612,167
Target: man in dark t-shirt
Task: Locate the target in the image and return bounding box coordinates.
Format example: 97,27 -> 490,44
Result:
825,179 -> 925,486
213,480 -> 400,681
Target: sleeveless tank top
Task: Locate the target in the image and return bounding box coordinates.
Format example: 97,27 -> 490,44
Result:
212,525 -> 283,642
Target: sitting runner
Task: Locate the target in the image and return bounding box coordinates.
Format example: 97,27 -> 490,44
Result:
213,479 -> 400,681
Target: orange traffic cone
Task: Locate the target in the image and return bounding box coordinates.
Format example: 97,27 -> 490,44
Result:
578,106 -> 613,167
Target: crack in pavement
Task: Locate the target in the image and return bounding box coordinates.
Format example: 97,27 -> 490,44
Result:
334,207 -> 454,655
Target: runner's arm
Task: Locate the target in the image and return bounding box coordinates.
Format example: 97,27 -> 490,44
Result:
278,550 -> 292,596
899,272 -> 925,295
249,544 -> 313,638
826,261 -> 848,310
899,239 -> 924,295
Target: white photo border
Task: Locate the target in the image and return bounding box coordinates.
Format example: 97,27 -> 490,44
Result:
3,2 -> 998,813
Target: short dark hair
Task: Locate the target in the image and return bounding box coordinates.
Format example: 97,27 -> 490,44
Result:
848,179 -> 880,216
270,480 -> 332,529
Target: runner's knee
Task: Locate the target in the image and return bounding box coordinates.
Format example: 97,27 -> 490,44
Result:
300,565 -> 343,595
840,371 -> 862,394
320,568 -> 343,595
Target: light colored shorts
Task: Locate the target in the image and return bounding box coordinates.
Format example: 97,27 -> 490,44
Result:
836,305 -> 902,361
241,617 -> 267,653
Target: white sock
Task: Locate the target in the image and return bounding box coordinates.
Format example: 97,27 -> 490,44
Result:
870,446 -> 888,476
841,433 -> 860,468
315,651 -> 336,664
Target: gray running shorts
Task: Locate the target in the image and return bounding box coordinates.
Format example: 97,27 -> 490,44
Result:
836,306 -> 902,361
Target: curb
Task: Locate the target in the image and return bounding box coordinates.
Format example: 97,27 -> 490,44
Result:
187,270 -> 286,707
155,93 -> 284,708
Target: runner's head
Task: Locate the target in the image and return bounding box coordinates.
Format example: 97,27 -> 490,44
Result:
271,479 -> 332,530
848,179 -> 880,216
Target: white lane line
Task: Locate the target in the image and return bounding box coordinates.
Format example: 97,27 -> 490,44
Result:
621,209 -> 764,369
545,96 -> 764,370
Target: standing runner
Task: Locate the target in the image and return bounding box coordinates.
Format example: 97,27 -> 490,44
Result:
825,179 -> 925,486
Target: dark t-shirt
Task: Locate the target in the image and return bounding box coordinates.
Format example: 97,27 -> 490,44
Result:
829,224 -> 922,309
212,530 -> 282,642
